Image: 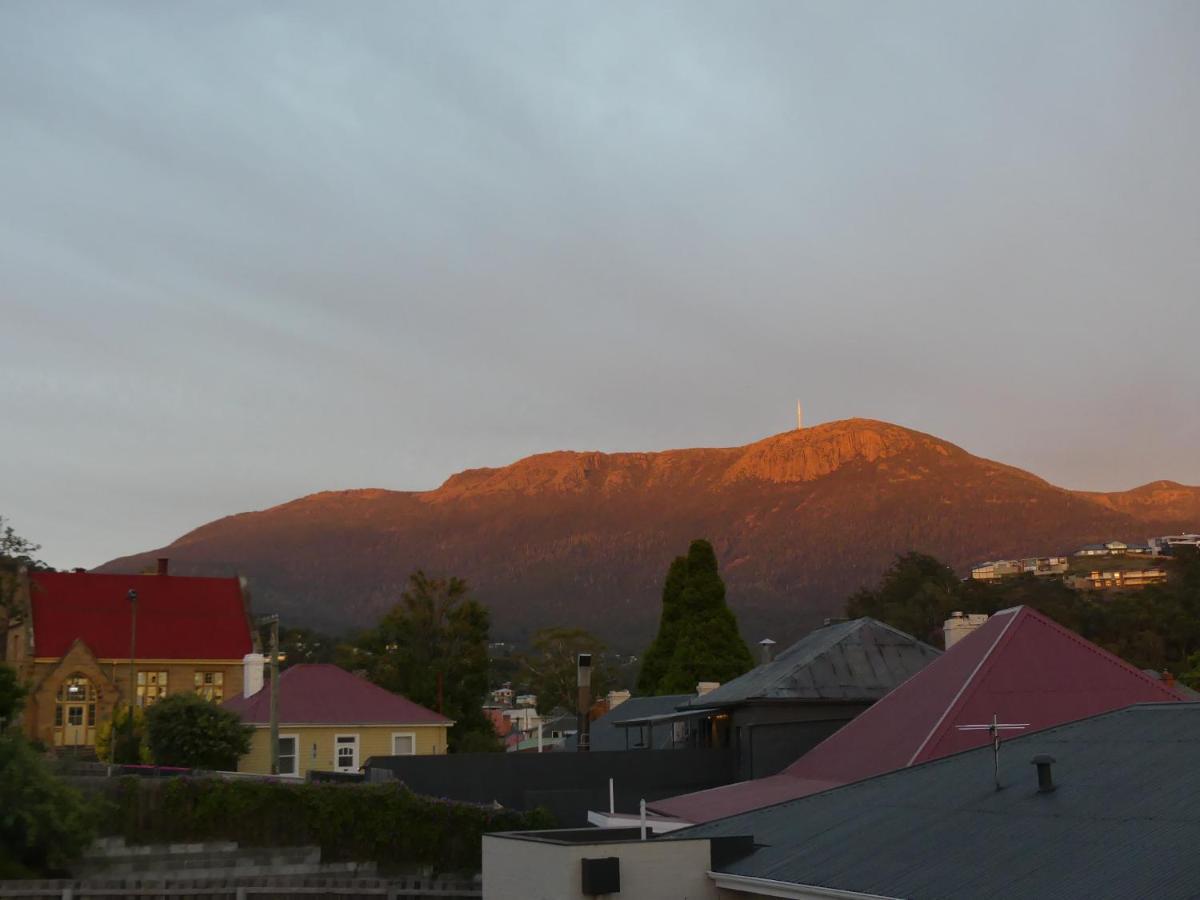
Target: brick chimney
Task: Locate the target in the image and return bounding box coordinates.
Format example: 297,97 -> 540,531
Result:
156,557 -> 169,576
1162,670 -> 1177,689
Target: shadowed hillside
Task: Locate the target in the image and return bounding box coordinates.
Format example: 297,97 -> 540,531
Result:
97,419 -> 1200,649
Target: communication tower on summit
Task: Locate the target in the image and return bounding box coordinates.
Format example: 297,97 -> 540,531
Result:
796,401 -> 803,430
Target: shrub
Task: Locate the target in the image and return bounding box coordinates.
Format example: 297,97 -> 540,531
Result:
109,777 -> 553,873
144,694 -> 252,770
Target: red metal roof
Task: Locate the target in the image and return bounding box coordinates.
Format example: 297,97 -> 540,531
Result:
28,571 -> 253,660
223,664 -> 452,726
652,606 -> 1186,823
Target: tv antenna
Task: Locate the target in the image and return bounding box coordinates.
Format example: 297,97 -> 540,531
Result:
955,713 -> 1029,790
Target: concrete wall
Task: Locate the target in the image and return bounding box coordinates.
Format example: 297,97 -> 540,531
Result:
483,834 -> 718,900
238,723 -> 449,776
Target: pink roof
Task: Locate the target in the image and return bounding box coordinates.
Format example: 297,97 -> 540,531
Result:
29,571 -> 252,660
223,664 -> 452,726
652,606 -> 1186,823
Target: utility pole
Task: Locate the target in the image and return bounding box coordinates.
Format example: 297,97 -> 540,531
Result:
126,589 -> 138,748
262,615 -> 281,776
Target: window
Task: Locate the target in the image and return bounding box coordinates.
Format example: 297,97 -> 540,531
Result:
137,671 -> 168,706
392,733 -> 415,755
87,704 -> 96,726
54,705 -> 63,727
193,671 -> 224,702
335,734 -> 359,771
278,735 -> 298,776
67,706 -> 83,726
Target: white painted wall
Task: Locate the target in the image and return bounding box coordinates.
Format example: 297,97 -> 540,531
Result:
483,834 -> 719,900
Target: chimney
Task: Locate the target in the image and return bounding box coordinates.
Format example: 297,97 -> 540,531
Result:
243,653 -> 266,697
1162,670 -> 1177,689
576,653 -> 592,752
156,557 -> 169,576
758,638 -> 777,665
943,611 -> 988,649
1031,754 -> 1057,793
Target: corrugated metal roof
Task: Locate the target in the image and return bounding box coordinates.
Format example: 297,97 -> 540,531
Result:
223,664 -> 451,726
679,703 -> 1200,899
681,617 -> 941,708
651,606 -> 1185,823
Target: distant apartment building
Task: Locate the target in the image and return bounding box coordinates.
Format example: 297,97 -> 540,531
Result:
1068,568 -> 1169,591
1074,541 -> 1157,558
1150,534 -> 1200,554
490,683 -> 515,706
970,556 -> 1068,581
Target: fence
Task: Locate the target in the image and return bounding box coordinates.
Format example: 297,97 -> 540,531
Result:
0,875 -> 480,899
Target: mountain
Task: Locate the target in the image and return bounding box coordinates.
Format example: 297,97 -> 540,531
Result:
97,419 -> 1200,649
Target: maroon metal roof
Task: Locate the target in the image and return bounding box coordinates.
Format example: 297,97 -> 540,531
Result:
652,606 -> 1186,823
223,664 -> 452,726
30,571 -> 252,660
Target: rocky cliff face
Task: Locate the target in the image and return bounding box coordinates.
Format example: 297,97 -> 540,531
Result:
98,419 -> 1200,648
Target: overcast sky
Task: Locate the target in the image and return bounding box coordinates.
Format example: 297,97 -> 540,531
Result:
2,1 -> 1198,569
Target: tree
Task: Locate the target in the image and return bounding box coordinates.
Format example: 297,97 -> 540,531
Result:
0,664 -> 25,731
845,552 -> 964,646
0,515 -> 46,620
351,571 -> 500,752
0,666 -> 97,877
145,693 -> 253,770
636,555 -> 688,694
95,704 -> 150,765
518,627 -> 617,713
640,540 -> 754,695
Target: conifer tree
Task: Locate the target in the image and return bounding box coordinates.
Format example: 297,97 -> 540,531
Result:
636,556 -> 688,694
638,540 -> 754,695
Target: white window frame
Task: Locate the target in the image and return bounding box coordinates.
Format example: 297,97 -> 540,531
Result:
391,731 -> 417,756
277,733 -> 300,776
333,733 -> 360,772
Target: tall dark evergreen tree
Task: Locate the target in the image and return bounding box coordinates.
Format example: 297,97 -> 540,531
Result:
639,540 -> 753,695
636,555 -> 688,694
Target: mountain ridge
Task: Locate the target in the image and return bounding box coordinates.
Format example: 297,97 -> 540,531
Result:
98,418 -> 1200,648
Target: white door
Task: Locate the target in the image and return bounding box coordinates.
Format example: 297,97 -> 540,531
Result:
334,734 -> 359,772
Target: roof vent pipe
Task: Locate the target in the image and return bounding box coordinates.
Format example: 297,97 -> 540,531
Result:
758,638 -> 777,665
1032,754 -> 1057,793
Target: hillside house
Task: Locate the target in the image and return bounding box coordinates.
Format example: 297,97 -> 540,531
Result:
223,663 -> 452,776
1068,567 -> 1170,590
970,556 -> 1068,581
5,562 -> 257,750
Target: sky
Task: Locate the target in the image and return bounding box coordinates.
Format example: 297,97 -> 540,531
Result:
2,1 -> 1198,569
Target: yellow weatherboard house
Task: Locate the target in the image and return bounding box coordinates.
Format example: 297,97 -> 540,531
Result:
223,663 -> 452,776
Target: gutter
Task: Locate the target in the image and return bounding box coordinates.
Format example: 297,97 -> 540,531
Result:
708,871 -> 902,900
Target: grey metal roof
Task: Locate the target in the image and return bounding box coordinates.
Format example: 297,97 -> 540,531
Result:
682,617 -> 941,708
676,703 -> 1200,899
563,694 -> 695,751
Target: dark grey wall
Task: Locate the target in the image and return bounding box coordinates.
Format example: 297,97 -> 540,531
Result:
365,748 -> 735,827
730,702 -> 870,780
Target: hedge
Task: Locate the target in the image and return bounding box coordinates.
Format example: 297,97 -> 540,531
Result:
106,777 -> 554,874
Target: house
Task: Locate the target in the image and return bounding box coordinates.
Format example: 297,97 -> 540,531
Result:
1067,567 -> 1170,590
970,556 -> 1068,580
1074,540 -> 1131,557
5,562 -> 257,750
1149,533 -> 1200,554
223,663 -> 452,776
673,703 -> 1200,899
653,618 -> 942,781
563,693 -> 696,752
649,605 -> 1186,824
486,704 -> 1200,899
